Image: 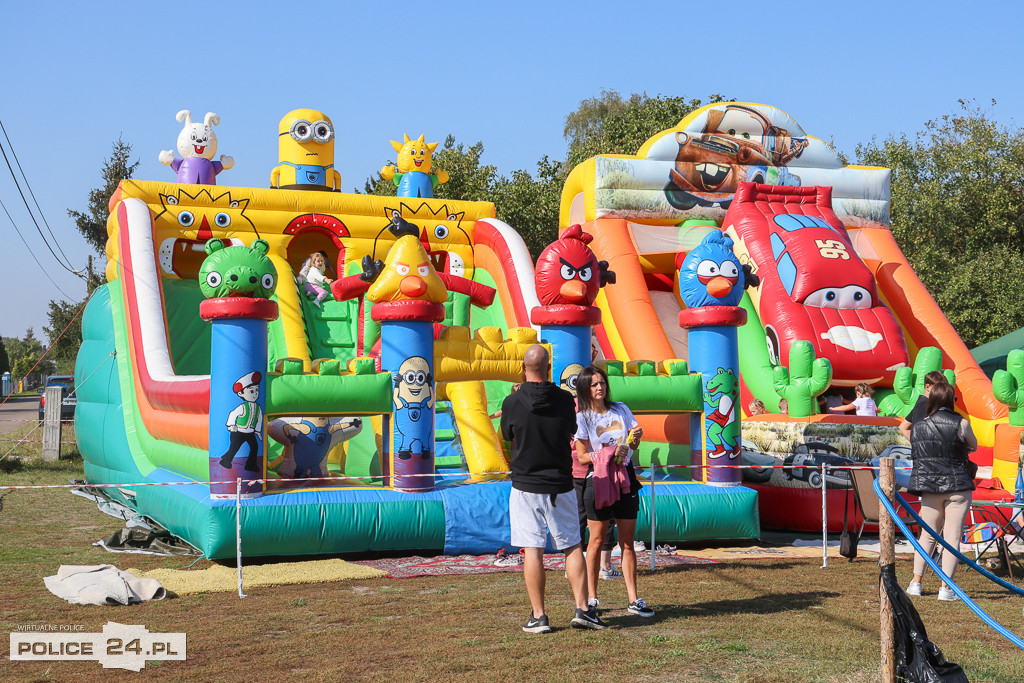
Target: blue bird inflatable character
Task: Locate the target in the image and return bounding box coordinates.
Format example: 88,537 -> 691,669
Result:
678,230 -> 758,309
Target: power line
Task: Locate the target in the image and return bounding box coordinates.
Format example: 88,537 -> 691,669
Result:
0,195 -> 76,300
0,125 -> 81,276
0,118 -> 79,271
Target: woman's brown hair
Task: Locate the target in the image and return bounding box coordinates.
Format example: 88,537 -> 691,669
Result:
925,381 -> 955,417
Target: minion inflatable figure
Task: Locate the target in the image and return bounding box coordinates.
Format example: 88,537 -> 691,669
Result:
380,134 -> 449,198
271,109 -> 341,191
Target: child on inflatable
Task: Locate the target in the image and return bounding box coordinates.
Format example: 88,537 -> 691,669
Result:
298,251 -> 334,308
831,383 -> 878,417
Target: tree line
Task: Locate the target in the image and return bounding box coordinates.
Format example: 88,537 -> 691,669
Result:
25,94 -> 1023,384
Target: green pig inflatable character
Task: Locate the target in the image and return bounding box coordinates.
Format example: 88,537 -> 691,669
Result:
199,239 -> 277,299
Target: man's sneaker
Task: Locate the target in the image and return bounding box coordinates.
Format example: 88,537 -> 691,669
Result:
522,613 -> 551,633
587,597 -> 600,612
628,598 -> 656,617
906,582 -> 922,596
600,567 -> 623,580
937,586 -> 959,602
571,607 -> 607,630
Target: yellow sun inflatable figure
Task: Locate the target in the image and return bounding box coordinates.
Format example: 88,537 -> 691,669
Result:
368,231 -> 448,304
271,108 -> 341,191
380,134 -> 449,199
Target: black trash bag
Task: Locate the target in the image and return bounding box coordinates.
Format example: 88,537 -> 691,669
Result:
880,563 -> 968,683
840,486 -> 859,560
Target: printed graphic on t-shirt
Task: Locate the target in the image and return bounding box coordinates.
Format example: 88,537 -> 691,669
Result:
595,419 -> 625,445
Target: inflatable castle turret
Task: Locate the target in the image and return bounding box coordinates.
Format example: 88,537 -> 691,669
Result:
677,230 -> 757,486
199,239 -> 280,499
531,225 -> 615,394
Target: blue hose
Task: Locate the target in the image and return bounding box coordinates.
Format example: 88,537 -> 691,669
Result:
872,478 -> 1024,650
893,489 -> 1024,596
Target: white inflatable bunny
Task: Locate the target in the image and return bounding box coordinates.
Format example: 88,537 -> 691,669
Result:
158,110 -> 234,185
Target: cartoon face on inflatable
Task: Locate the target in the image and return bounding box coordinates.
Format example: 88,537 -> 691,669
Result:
175,110 -> 220,160
155,188 -> 252,278
274,108 -> 337,187
394,356 -> 433,408
559,363 -> 585,397
393,134 -> 439,175
678,230 -> 746,308
199,239 -> 277,299
367,233 -> 447,304
419,211 -> 470,279
665,105 -> 809,211
535,224 -> 603,307
725,183 -> 909,384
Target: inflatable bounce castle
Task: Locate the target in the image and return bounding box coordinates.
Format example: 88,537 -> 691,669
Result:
74,103 -> 1022,559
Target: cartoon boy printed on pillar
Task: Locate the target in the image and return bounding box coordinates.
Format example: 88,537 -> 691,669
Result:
704,367 -> 740,458
219,371 -> 263,472
393,356 -> 433,461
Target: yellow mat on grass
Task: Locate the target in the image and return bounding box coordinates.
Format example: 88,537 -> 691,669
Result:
131,559 -> 386,595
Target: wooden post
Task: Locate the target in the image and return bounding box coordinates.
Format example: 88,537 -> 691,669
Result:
41,385 -> 63,461
879,457 -> 896,683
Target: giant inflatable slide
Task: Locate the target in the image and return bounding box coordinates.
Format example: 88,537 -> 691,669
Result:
559,102 -> 1016,529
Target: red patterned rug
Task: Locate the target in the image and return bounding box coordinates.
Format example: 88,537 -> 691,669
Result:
351,552 -> 718,579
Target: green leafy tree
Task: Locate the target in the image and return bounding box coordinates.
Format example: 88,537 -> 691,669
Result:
44,299 -> 88,375
856,100 -> 1024,347
0,337 -> 9,375
564,90 -> 732,170
5,329 -> 50,383
68,136 -> 139,256
362,92 -> 733,259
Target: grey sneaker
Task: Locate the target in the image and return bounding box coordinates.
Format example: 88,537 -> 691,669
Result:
600,567 -> 623,580
628,598 -> 655,617
937,586 -> 959,602
906,582 -> 922,597
571,607 -> 607,630
522,613 -> 551,633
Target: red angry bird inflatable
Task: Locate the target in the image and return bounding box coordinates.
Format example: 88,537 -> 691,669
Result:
535,224 -> 613,306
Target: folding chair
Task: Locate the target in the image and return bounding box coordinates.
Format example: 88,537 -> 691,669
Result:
849,468 -> 918,537
963,507 -> 1016,579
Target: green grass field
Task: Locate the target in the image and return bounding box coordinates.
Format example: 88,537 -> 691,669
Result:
1,436 -> 1022,682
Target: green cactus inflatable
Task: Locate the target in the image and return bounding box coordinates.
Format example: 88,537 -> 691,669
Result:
772,340 -> 832,418
993,348 -> 1024,427
877,346 -> 955,417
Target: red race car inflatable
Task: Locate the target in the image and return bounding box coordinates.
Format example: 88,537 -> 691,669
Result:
724,182 -> 909,385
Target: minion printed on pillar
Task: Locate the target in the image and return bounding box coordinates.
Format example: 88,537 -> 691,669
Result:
393,357 -> 434,461
271,109 -> 341,191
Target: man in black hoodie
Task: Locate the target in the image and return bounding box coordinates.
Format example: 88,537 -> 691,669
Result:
501,344 -> 605,632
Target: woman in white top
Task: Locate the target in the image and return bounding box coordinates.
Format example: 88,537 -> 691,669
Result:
574,366 -> 654,618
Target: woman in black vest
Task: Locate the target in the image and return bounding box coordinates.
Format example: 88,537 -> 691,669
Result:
905,382 -> 977,601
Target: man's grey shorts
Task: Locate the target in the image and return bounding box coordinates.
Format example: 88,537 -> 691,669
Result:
509,488 -> 582,550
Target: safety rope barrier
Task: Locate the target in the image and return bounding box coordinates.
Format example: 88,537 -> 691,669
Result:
0,463 -> 916,490
872,478 -> 1024,651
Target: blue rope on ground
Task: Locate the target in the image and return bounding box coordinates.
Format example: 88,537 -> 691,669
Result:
873,478 -> 1024,650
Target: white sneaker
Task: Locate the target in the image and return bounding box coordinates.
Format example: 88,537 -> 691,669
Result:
906,582 -> 922,596
633,541 -> 647,552
937,586 -> 959,602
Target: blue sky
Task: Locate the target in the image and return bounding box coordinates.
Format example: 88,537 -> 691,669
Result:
1,0 -> 1021,342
